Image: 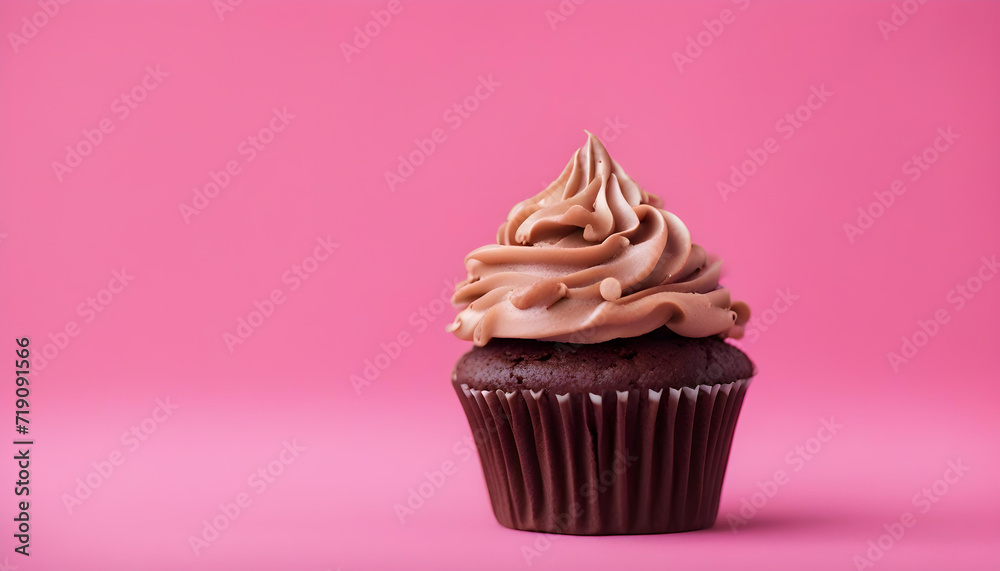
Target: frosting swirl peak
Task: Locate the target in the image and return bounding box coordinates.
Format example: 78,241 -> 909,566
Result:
448,133 -> 749,346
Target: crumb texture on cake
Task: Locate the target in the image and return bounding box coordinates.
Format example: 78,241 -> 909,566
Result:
453,329 -> 754,393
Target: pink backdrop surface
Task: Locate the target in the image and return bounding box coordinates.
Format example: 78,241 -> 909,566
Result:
1,0 -> 998,569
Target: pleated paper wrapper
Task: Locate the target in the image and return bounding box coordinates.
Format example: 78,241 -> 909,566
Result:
454,378 -> 751,535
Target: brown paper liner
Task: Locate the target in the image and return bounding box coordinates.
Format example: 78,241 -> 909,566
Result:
454,379 -> 751,535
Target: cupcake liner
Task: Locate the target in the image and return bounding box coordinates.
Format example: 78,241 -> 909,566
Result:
454,378 -> 751,535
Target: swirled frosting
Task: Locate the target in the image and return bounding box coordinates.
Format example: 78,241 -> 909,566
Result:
447,133 -> 750,347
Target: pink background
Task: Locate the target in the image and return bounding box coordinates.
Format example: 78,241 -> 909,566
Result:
1,0 -> 999,569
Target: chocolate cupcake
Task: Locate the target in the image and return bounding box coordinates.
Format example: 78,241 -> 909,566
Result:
447,133 -> 754,535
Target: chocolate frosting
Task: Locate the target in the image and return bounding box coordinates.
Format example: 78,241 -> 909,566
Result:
448,133 -> 750,346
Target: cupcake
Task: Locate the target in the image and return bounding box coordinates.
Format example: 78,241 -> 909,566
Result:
447,133 -> 754,535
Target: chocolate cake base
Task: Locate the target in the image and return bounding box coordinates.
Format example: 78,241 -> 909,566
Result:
451,331 -> 754,535
454,329 -> 754,393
